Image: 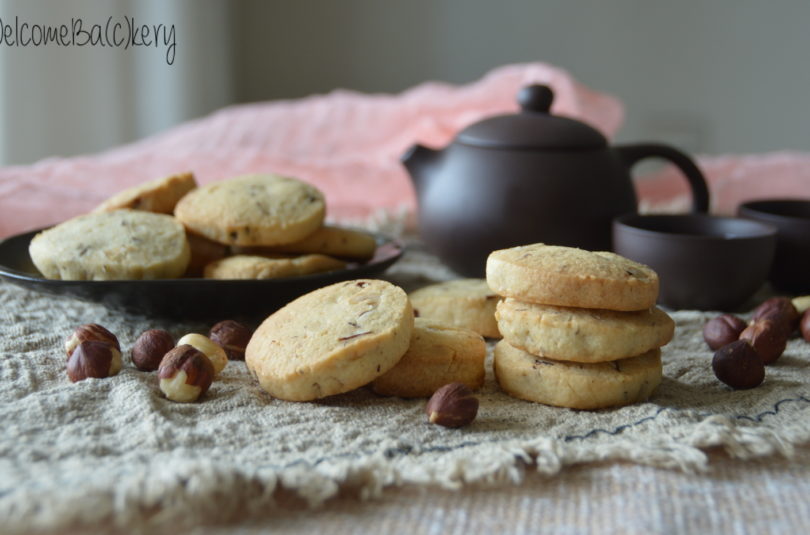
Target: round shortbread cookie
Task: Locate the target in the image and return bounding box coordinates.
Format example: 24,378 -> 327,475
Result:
495,298 -> 674,362
493,340 -> 662,409
174,174 -> 325,246
94,171 -> 197,214
28,210 -> 190,280
408,279 -> 501,338
486,244 -> 659,311
371,318 -> 486,398
245,279 -> 414,401
233,225 -> 377,260
203,254 -> 346,279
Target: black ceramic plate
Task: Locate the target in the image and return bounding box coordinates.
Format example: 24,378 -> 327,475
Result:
0,229 -> 404,320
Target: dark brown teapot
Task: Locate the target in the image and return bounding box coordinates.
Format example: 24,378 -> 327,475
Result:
402,84 -> 710,276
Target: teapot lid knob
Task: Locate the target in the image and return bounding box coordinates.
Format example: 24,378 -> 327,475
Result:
517,84 -> 553,113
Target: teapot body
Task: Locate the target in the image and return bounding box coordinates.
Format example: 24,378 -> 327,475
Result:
415,144 -> 637,276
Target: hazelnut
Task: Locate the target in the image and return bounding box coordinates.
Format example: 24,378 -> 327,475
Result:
209,320 -> 252,360
176,333 -> 228,375
64,323 -> 120,358
792,295 -> 810,315
751,297 -> 800,336
703,314 -> 747,350
157,345 -> 214,402
739,320 -> 787,365
801,309 -> 810,343
712,340 -> 765,390
425,382 -> 479,428
131,329 -> 175,371
66,340 -> 123,382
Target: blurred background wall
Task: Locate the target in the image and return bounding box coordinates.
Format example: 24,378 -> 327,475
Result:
2,0 -> 809,166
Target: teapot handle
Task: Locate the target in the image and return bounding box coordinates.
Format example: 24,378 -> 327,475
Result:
615,143 -> 710,212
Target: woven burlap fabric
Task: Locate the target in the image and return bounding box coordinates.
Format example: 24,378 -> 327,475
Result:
1,246 -> 809,533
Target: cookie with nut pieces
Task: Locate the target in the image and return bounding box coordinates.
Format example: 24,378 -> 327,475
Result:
493,340 -> 662,409
486,244 -> 659,311
495,298 -> 674,362
371,318 -> 486,398
94,171 -> 197,214
408,279 -> 501,338
29,209 -> 190,280
203,254 -> 346,279
232,225 -> 377,261
245,279 -> 414,401
174,173 -> 326,246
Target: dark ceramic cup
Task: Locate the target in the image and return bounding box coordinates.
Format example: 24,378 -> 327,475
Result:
738,199 -> 810,294
613,214 -> 777,311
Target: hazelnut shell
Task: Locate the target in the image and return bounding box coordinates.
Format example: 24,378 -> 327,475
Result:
739,320 -> 787,365
67,340 -> 122,382
209,320 -> 252,360
425,382 -> 479,428
131,329 -> 175,371
703,314 -> 746,350
65,323 -> 120,358
751,297 -> 800,336
158,345 -> 214,393
712,340 -> 765,390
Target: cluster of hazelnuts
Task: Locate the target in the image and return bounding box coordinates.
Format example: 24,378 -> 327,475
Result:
63,320 -> 253,402
703,296 -> 810,390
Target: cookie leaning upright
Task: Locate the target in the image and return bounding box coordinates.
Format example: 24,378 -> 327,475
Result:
408,278 -> 501,338
174,174 -> 326,246
245,279 -> 413,401
486,244 -> 659,311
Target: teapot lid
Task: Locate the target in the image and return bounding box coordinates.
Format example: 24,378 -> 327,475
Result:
456,85 -> 608,150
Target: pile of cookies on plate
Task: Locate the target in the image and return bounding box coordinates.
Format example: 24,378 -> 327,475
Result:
28,172 -> 376,280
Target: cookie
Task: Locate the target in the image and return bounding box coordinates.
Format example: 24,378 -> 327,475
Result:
495,298 -> 674,362
493,340 -> 662,409
174,174 -> 325,246
408,279 -> 501,338
29,210 -> 190,280
233,225 -> 377,260
184,232 -> 229,277
486,244 -> 659,311
245,279 -> 413,401
203,254 -> 346,279
94,171 -> 197,214
371,318 -> 486,398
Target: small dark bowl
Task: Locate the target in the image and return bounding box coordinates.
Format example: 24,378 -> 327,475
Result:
738,199 -> 810,294
613,214 -> 777,311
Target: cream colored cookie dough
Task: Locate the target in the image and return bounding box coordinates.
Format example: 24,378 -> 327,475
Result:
94,171 -> 197,214
174,174 -> 325,246
245,279 -> 413,401
233,225 -> 377,260
29,210 -> 190,280
203,254 -> 346,279
486,244 -> 659,311
495,298 -> 674,362
493,340 -> 662,410
371,318 -> 486,398
409,279 -> 501,338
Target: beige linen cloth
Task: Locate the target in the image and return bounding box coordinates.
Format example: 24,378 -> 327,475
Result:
1,245 -> 809,533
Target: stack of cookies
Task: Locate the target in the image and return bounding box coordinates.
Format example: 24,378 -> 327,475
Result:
486,244 -> 674,410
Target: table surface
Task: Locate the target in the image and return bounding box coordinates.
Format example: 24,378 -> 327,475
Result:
50,447 -> 810,535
